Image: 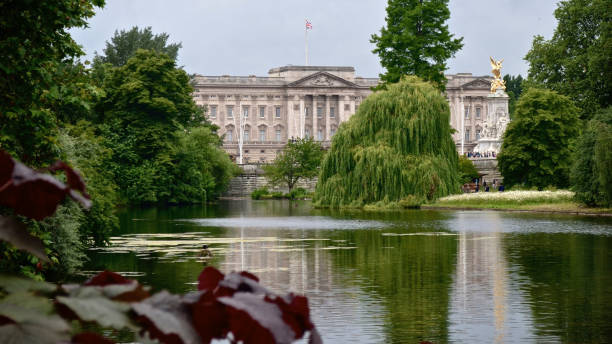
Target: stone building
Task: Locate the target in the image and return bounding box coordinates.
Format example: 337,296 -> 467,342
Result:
192,65 -> 500,163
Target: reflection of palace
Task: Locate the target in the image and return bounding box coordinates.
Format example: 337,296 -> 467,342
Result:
192,66 -> 501,162
449,213 -> 537,343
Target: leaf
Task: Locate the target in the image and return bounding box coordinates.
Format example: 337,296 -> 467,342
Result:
56,287 -> 134,330
85,270 -> 132,286
48,161 -> 90,199
132,290 -> 201,344
197,266 -> 224,291
0,292 -> 70,344
0,275 -> 56,294
0,216 -> 49,262
71,332 -> 115,344
0,150 -> 91,221
219,292 -> 295,344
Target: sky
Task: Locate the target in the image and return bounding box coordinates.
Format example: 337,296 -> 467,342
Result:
70,0 -> 559,79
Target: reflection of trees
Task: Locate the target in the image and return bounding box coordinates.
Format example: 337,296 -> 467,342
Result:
505,233 -> 612,343
331,229 -> 457,343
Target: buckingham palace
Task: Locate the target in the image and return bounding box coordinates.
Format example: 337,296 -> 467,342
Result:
192,65 -> 503,163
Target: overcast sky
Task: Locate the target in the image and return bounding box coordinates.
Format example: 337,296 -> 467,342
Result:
71,0 -> 559,78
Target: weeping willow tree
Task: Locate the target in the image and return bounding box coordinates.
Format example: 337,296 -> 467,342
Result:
314,76 -> 460,208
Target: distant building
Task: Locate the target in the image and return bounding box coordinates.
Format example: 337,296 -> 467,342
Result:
192,66 -> 496,163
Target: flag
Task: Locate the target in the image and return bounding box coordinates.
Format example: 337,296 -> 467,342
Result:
305,20 -> 312,30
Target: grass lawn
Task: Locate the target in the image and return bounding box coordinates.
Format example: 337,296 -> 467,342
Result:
426,190 -> 612,215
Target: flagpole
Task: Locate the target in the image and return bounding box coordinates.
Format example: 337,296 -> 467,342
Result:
305,24 -> 309,66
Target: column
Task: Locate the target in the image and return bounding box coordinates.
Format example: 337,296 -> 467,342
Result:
349,96 -> 356,117
338,96 -> 345,124
299,96 -> 305,138
287,97 -> 294,139
325,95 -> 331,141
313,95 -> 318,140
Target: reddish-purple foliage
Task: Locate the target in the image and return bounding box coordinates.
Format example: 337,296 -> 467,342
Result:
85,270 -> 132,286
0,150 -> 90,221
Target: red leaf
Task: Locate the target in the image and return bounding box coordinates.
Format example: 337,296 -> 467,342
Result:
72,332 -> 115,344
197,266 -> 224,291
0,215 -> 50,262
49,161 -> 90,199
0,150 -> 91,221
267,294 -> 314,338
191,291 -> 230,343
0,315 -> 16,326
239,271 -> 260,282
85,270 -> 131,286
132,291 -> 201,344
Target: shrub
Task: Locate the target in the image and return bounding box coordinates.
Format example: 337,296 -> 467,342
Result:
250,187 -> 269,200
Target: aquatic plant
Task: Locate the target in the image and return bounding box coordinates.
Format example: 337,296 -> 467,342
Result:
314,76 -> 460,208
437,190 -> 575,204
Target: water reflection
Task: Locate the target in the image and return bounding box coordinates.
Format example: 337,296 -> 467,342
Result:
85,201 -> 612,343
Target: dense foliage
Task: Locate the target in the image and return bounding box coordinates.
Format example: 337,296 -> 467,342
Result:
97,50 -> 235,204
371,0 -> 463,91
571,107 -> 612,206
314,76 -> 460,208
503,74 -> 524,118
525,0 -> 611,119
458,156 -> 479,184
498,89 -> 580,189
94,26 -> 182,67
0,0 -> 104,165
263,138 -> 324,192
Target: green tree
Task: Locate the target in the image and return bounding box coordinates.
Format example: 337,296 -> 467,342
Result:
371,0 -> 463,91
498,88 -> 580,189
0,0 -> 105,165
94,26 -> 182,67
264,138 -> 324,192
503,74 -> 524,118
571,107 -> 612,206
524,0 -> 611,119
314,76 -> 460,208
458,156 -> 479,184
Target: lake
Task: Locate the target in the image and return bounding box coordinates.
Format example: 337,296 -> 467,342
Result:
85,200 -> 612,343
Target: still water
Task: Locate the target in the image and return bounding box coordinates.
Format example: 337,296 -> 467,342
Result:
85,200 -> 612,343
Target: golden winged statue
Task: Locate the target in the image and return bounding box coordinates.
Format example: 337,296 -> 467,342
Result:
489,56 -> 506,93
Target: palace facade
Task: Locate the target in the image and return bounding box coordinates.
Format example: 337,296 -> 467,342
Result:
192,65 -> 498,163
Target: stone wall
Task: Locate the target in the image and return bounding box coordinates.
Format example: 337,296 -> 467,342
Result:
471,158 -> 503,185
224,159 -> 502,197
223,164 -> 317,197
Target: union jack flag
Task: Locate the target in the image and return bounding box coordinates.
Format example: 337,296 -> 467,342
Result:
305,20 -> 312,30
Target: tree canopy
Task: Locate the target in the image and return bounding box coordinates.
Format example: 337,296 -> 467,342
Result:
94,26 -> 182,67
498,88 -> 580,189
371,0 -> 463,91
0,0 -> 105,164
503,74 -> 524,118
525,0 -> 611,119
314,76 -> 460,208
571,107 -> 612,206
263,138 -> 324,192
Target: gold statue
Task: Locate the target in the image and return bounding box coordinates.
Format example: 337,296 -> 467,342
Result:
489,56 -> 506,93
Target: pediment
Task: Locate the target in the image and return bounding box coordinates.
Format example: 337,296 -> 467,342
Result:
288,72 -> 357,88
461,78 -> 491,89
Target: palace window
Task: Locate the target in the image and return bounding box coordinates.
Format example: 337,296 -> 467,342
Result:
259,129 -> 266,142
244,130 -> 250,141
210,105 -> 217,118
242,106 -> 249,118
227,130 -> 233,142
465,129 -> 470,141
305,107 -> 310,116
275,107 -> 281,118
330,128 -> 336,137
305,129 -> 311,138
330,107 -> 335,117
259,106 -> 266,118
226,106 -> 234,118
476,129 -> 481,140
317,130 -> 323,141
317,107 -> 323,118
464,106 -> 470,119
275,129 -> 281,142
476,107 -> 481,118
